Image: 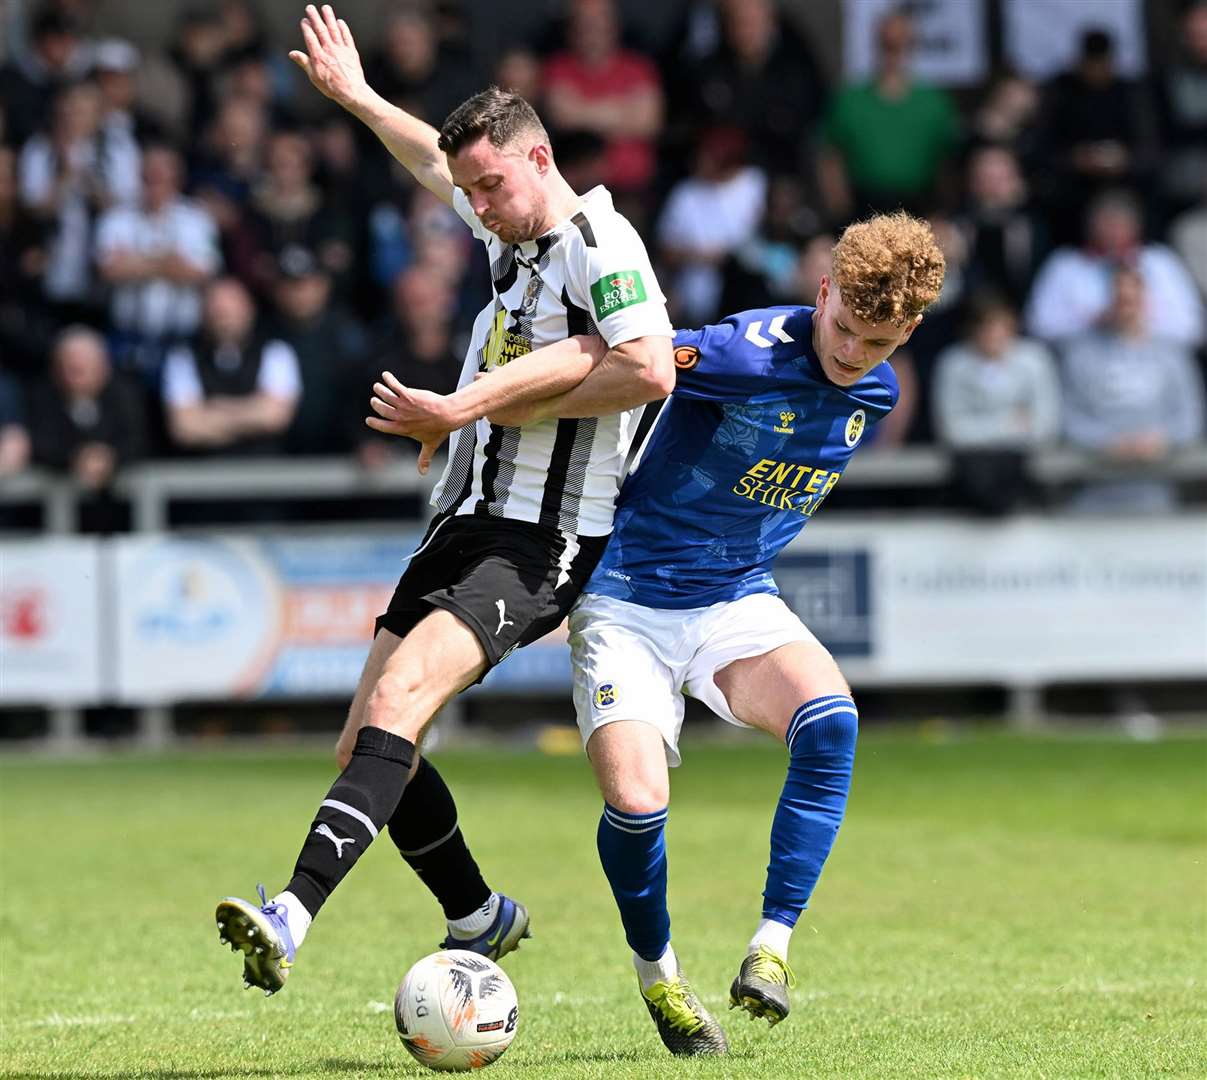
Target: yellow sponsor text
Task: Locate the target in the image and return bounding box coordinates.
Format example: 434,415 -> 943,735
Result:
733,458 -> 840,517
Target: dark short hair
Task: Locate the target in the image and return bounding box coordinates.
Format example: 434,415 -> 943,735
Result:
437,86 -> 548,156
1081,28 -> 1114,58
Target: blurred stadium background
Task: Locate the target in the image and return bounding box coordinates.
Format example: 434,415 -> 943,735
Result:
0,0 -> 1205,746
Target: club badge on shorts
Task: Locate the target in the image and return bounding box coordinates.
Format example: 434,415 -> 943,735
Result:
594,682 -> 618,709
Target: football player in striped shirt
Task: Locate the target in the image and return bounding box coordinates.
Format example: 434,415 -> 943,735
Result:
214,4 -> 674,997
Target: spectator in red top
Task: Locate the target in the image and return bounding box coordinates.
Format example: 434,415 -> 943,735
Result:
542,0 -> 664,198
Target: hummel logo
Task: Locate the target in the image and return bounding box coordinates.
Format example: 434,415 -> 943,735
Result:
495,599 -> 515,636
315,823 -> 356,859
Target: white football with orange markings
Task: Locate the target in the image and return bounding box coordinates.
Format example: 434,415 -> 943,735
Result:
394,950 -> 519,1072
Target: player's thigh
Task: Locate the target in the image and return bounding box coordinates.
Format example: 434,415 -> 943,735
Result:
363,608 -> 488,742
570,593 -> 687,776
682,593 -> 848,742
713,640 -> 850,742
586,721 -> 671,814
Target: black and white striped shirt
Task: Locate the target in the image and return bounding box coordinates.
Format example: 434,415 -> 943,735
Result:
432,185 -> 672,537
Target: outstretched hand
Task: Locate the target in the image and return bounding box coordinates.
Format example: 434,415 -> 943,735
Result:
367,371 -> 462,475
288,4 -> 368,112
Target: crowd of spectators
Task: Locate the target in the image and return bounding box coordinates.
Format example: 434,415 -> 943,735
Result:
1,0 -> 1205,523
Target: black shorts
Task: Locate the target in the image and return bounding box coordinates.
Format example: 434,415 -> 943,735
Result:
375,514 -> 609,675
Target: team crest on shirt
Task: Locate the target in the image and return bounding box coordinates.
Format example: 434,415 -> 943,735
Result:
774,410 -> 796,434
594,682 -> 618,709
519,274 -> 542,317
845,409 -> 866,447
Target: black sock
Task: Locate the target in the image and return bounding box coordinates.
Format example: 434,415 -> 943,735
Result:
286,726 -> 414,918
387,757 -> 491,921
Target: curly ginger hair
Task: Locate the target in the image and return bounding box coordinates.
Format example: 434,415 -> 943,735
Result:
830,212 -> 946,327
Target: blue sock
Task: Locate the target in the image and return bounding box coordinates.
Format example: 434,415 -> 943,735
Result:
763,695 -> 859,928
596,803 -> 670,962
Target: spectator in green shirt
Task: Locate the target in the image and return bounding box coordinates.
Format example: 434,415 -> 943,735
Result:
818,9 -> 959,222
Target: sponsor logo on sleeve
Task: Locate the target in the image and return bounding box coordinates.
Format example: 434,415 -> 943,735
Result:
673,345 -> 700,370
590,271 -> 647,320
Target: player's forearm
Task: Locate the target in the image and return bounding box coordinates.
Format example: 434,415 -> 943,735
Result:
447,335 -> 609,425
520,337 -> 675,420
348,92 -> 452,205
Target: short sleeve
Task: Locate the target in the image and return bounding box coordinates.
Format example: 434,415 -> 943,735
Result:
669,319 -> 768,403
178,205 -> 222,273
94,207 -> 131,260
451,186 -> 493,243
162,346 -> 204,407
257,341 -> 302,400
564,219 -> 672,348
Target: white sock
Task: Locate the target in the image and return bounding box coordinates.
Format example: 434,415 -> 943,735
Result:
447,892 -> 499,939
749,918 -> 792,959
633,943 -> 679,991
272,890 -> 312,948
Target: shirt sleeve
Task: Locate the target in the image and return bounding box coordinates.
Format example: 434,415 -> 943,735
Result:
450,186 -> 493,244
564,218 -> 673,348
667,318 -> 768,403
1163,347 -> 1206,445
178,205 -> 222,273
94,207 -> 130,260
161,346 -> 204,407
257,340 -> 302,400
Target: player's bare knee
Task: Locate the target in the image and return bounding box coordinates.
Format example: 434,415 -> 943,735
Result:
365,672 -> 428,737
608,776 -> 669,814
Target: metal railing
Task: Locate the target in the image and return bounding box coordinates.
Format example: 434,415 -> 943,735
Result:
3,445 -> 1206,532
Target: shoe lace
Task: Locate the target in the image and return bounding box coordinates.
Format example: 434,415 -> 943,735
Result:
748,946 -> 798,989
255,884 -> 294,960
256,884 -> 285,918
647,978 -> 705,1034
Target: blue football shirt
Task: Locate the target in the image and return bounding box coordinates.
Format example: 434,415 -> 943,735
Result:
587,306 -> 898,608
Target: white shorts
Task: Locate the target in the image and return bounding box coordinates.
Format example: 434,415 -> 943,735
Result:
568,591 -> 819,767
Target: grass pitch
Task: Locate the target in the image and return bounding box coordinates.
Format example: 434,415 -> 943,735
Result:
2,729 -> 1204,1079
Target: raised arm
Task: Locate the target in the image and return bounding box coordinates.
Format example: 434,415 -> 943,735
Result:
289,4 -> 453,207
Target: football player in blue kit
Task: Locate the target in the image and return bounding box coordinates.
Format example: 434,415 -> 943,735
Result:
369,212 -> 946,1056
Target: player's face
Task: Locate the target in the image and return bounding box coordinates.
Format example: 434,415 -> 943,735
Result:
812,276 -> 918,386
449,136 -> 551,245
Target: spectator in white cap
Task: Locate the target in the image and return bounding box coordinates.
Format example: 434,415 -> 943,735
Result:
93,38 -> 165,147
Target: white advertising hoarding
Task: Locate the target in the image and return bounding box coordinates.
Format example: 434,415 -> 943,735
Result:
0,539 -> 104,704
6,516 -> 1204,708
794,516 -> 1207,683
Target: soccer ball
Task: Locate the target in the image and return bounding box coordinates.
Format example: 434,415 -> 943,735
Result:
394,950 -> 519,1072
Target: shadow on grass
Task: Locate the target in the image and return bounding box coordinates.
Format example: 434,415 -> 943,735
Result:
507,1045 -> 758,1068
4,1059 -> 382,1080
9,1047 -> 763,1078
